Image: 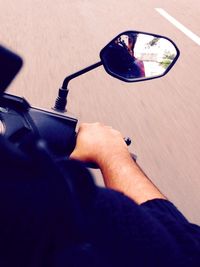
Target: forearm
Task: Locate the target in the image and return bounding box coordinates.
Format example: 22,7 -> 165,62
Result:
99,153 -> 167,204
70,122 -> 166,204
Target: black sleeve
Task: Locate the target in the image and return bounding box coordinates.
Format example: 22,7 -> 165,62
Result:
140,199 -> 200,265
84,187 -> 200,267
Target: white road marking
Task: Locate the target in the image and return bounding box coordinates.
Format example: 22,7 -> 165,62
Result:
155,8 -> 200,46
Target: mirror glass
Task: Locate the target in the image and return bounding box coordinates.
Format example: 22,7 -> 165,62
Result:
100,31 -> 179,82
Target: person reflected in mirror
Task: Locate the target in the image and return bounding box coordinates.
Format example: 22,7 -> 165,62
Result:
126,33 -> 145,77
102,34 -> 145,79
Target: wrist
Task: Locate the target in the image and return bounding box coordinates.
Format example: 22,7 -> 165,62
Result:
97,148 -> 132,168
98,151 -> 135,186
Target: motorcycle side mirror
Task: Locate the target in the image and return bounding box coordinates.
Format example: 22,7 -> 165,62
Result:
100,31 -> 180,82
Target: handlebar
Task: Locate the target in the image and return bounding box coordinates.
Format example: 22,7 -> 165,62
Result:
0,93 -> 137,169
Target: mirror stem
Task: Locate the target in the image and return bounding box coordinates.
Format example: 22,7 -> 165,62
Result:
62,61 -> 102,89
54,61 -> 102,112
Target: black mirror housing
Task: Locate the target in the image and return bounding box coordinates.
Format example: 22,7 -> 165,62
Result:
100,31 -> 180,83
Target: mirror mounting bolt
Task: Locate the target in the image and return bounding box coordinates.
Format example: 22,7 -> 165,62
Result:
54,88 -> 69,112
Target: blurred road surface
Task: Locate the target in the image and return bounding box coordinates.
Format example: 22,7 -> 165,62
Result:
1,0 -> 200,224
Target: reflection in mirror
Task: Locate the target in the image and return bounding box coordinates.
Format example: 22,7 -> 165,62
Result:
100,31 -> 179,82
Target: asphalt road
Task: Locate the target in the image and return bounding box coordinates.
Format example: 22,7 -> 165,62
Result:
1,0 -> 200,224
